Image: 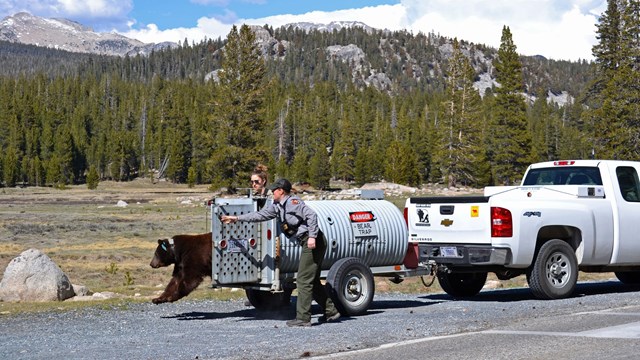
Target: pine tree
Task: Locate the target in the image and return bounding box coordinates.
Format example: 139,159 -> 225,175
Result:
433,39 -> 486,187
187,165 -> 197,188
2,146 -> 19,187
290,149 -> 309,183
586,0 -> 640,160
0,154 -> 3,187
309,144 -> 331,189
593,0 -> 624,74
165,109 -> 191,183
208,25 -> 268,190
529,91 -> 561,162
331,106 -> 357,181
384,140 -> 420,186
489,26 -> 532,185
86,165 -> 99,190
588,0 -> 625,158
353,146 -> 371,186
53,125 -> 74,185
618,0 -> 640,159
45,154 -> 62,188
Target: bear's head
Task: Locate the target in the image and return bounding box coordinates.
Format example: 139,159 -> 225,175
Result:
150,238 -> 175,268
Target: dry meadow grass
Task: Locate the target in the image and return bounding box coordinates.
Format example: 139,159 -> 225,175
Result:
0,179 -> 236,311
0,180 -> 615,313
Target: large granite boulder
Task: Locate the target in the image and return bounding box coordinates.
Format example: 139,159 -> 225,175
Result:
0,248 -> 75,302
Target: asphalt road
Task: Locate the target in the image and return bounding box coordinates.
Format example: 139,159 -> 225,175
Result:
2,280 -> 640,360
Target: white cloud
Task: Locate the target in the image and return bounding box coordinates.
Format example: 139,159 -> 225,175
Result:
121,16 -> 231,44
2,0 -> 603,60
58,0 -> 132,17
1,0 -> 132,19
246,5 -> 406,30
190,0 -> 229,6
120,5 -> 406,47
1,0 -> 605,60
122,0 -> 604,61
397,0 -> 604,60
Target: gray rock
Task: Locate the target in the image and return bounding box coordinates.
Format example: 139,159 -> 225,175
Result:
0,248 -> 75,302
72,284 -> 91,297
90,291 -> 118,300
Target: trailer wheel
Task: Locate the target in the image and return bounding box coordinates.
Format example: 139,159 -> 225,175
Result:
326,257 -> 374,316
245,288 -> 292,311
527,239 -> 577,299
437,271 -> 487,298
615,271 -> 640,285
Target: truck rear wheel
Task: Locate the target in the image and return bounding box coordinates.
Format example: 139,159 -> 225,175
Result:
615,271 -> 640,285
527,239 -> 577,299
245,288 -> 292,311
437,271 -> 487,298
326,257 -> 374,316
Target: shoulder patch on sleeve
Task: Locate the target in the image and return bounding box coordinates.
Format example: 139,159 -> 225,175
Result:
291,199 -> 300,205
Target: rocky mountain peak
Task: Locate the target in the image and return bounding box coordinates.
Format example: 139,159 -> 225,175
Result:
289,21 -> 377,34
0,11 -> 176,56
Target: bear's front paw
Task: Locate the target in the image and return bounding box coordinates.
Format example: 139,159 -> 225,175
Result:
152,297 -> 167,304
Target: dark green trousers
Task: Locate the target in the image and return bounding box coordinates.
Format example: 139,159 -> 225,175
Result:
296,231 -> 338,322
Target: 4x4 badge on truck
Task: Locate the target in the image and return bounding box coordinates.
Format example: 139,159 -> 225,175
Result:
441,219 -> 454,227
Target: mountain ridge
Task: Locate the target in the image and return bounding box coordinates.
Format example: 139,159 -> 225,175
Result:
0,12 -> 177,56
0,12 -> 588,106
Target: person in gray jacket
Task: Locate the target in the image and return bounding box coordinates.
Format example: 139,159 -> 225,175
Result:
221,178 -> 340,327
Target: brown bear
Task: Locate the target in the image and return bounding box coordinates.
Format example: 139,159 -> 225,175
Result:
149,232 -> 212,304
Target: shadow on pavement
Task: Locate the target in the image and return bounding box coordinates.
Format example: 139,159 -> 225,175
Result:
422,280 -> 640,302
163,295 -> 443,321
163,281 -> 640,321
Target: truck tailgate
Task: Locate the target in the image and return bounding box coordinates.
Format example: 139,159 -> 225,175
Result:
407,196 -> 491,245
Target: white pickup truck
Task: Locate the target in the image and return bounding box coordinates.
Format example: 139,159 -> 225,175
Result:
405,160 -> 640,299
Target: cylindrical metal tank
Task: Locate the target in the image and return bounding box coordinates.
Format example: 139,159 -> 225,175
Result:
279,200 -> 408,272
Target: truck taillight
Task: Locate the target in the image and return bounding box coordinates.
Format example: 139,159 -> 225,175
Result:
491,207 -> 512,237
403,207 -> 408,227
553,160 -> 575,166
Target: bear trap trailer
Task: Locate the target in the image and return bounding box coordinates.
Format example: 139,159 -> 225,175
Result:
208,195 -> 435,315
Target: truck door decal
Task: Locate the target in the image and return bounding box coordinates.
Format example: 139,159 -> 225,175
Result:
415,208 -> 430,227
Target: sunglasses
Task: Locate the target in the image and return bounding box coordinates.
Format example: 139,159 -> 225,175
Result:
250,180 -> 262,185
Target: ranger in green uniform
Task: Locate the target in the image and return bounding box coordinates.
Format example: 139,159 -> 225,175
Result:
221,178 -> 341,327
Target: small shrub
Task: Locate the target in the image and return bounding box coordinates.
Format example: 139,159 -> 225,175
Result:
105,262 -> 118,275
123,271 -> 134,286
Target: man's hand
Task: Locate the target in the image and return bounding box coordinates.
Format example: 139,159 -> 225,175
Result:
221,215 -> 237,224
307,237 -> 316,249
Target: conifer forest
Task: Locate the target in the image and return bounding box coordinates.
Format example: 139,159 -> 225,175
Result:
0,0 -> 638,190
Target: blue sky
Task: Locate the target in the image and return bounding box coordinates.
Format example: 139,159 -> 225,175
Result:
0,0 -> 607,61
129,1 -> 400,30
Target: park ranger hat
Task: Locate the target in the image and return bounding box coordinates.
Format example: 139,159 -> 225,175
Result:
267,178 -> 292,192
